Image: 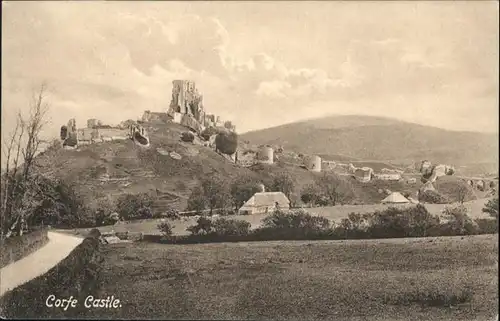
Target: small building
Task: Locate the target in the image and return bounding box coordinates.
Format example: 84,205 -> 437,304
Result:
238,192 -> 290,215
381,192 -> 410,204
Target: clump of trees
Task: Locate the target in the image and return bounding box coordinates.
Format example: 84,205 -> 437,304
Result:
418,190 -> 449,204
300,173 -> 355,207
1,84 -> 53,237
215,131 -> 238,155
116,193 -> 155,220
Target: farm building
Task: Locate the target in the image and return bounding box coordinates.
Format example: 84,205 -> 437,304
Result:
238,192 -> 290,215
381,192 -> 410,204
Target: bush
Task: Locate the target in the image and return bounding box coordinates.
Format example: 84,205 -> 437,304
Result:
215,131 -> 238,155
262,209 -> 330,230
211,218 -> 251,236
201,127 -> 219,141
157,221 -> 174,238
440,205 -> 478,235
419,190 -> 449,204
116,193 -> 155,220
482,198 -> 498,219
162,208 -> 181,220
368,205 -> 441,238
180,131 -> 195,143
186,216 -> 214,235
474,218 -> 499,234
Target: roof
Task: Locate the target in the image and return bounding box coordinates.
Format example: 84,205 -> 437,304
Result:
240,192 -> 290,210
381,192 -> 410,204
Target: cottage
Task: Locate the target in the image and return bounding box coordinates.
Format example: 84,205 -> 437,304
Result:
238,192 -> 290,215
381,192 -> 410,204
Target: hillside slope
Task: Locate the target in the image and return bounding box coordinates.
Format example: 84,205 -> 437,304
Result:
34,122 -> 254,212
241,115 -> 498,173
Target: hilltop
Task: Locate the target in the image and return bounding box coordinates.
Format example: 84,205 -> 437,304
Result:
240,115 -> 498,175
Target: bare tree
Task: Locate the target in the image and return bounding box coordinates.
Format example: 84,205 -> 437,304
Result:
454,183 -> 474,204
1,84 -> 49,238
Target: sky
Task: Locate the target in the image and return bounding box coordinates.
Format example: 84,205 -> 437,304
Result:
2,1 -> 499,142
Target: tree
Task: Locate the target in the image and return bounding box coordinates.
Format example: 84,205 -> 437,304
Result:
482,198 -> 498,219
442,204 -> 477,235
1,84 -> 50,237
270,171 -> 295,202
230,174 -> 262,210
186,186 -> 207,214
454,183 -> 475,204
315,174 -> 355,206
215,131 -> 238,155
200,175 -> 231,214
116,193 -> 155,220
187,175 -> 231,215
300,184 -> 321,206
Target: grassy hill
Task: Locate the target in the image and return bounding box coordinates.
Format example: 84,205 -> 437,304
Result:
31,119 -> 485,215
240,115 -> 498,174
33,122 -> 255,212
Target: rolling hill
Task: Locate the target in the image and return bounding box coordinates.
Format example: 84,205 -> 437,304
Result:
240,115 -> 498,175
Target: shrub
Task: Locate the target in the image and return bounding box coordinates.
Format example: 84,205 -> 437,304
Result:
211,218 -> 251,236
116,193 -> 155,220
215,131 -> 238,155
440,205 -> 478,236
474,218 -> 499,234
201,127 -> 219,141
364,205 -> 441,238
419,190 -> 449,204
482,198 -> 498,219
261,209 -> 330,231
180,131 -> 195,143
300,184 -> 322,206
186,216 -> 214,235
162,208 -> 181,220
157,221 -> 174,238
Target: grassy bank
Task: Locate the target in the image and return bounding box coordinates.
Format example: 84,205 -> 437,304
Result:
0,229 -> 49,268
0,236 -> 103,318
79,234 -> 498,320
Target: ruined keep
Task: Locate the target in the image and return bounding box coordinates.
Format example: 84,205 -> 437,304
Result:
169,80 -> 205,121
257,146 -> 274,165
305,155 -> 322,172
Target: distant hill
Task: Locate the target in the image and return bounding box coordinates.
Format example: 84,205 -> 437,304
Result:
240,115 -> 498,175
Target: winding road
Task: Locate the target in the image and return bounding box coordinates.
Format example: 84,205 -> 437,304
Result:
0,231 -> 83,297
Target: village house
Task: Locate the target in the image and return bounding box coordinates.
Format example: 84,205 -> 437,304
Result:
238,191 -> 290,215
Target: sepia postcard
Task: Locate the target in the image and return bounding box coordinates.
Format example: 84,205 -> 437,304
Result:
1,1 -> 498,320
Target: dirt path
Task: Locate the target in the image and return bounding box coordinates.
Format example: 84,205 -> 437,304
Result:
0,231 -> 83,297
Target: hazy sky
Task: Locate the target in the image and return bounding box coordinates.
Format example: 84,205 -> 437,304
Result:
2,1 -> 499,140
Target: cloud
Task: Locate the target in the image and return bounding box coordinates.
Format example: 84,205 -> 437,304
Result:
1,1 -> 497,137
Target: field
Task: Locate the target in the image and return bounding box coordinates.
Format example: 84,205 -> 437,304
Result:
70,198 -> 493,237
80,234 -> 498,320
